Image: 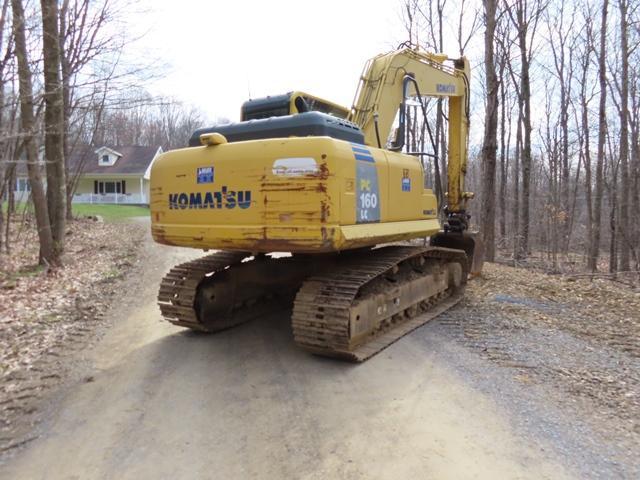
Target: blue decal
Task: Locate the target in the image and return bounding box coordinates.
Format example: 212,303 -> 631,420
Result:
356,162 -> 380,223
351,142 -> 379,222
354,153 -> 375,162
402,177 -> 411,192
197,166 -> 214,184
351,146 -> 371,155
350,143 -> 375,163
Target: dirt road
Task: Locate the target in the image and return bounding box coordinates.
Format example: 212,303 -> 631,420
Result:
0,229 -> 616,479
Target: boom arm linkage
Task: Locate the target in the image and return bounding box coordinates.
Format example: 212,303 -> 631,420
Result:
347,47 -> 472,224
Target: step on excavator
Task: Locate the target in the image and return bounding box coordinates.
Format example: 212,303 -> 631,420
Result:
150,46 -> 483,361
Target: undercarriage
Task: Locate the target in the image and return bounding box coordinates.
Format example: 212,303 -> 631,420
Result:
158,245 -> 468,362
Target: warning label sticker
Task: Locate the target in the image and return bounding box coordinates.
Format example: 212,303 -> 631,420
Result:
197,166 -> 214,184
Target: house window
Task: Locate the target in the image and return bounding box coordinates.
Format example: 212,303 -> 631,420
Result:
16,178 -> 31,192
100,154 -> 110,165
95,180 -> 126,195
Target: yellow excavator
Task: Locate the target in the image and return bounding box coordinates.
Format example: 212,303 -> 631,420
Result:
150,46 -> 483,361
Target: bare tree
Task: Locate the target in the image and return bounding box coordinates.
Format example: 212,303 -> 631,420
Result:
547,2 -> 576,253
390,0 -> 638,276
480,0 -> 499,261
616,0 -> 631,272
0,0 -> 12,254
11,0 -> 55,264
495,16 -> 513,248
41,0 -> 66,260
590,0 -> 609,272
575,2 -> 596,271
507,0 -> 544,259
58,0 -> 126,219
630,48 -> 640,271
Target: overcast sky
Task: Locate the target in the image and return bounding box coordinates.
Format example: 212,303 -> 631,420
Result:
134,0 -> 417,122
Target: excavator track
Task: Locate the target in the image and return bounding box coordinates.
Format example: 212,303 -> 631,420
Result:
158,245 -> 468,361
157,251 -> 322,332
292,245 -> 468,361
157,251 -> 248,331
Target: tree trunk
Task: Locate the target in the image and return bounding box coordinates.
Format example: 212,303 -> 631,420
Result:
518,11 -> 532,260
591,0 -> 608,272
498,74 -> 507,242
480,0 -> 499,261
560,75 -> 570,254
582,102 -> 594,261
548,4 -> 571,253
0,0 -> 7,254
7,166 -> 15,214
0,174 -> 4,254
58,0 -> 73,220
512,116 -> 521,260
579,35 -> 594,270
11,0 -> 56,265
630,86 -> 640,270
609,180 -> 617,274
617,0 -> 630,272
41,0 -> 67,261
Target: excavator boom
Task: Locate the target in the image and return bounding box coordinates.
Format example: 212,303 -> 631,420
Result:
348,48 -> 471,216
346,47 -> 482,274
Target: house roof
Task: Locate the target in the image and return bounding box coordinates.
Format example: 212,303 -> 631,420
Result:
70,145 -> 161,175
13,145 -> 162,177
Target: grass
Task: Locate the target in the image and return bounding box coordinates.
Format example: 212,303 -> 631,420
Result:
2,202 -> 149,221
71,203 -> 149,221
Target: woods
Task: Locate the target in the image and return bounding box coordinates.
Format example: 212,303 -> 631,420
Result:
1,0 -> 638,278
0,0 -> 204,267
402,0 -> 639,276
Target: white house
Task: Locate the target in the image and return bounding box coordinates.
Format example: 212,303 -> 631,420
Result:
11,145 -> 163,205
72,145 -> 163,204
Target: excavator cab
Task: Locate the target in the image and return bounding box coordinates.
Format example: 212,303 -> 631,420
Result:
240,91 -> 350,120
188,92 -> 361,147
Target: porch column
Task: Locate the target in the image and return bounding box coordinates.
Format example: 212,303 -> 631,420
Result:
140,177 -> 144,203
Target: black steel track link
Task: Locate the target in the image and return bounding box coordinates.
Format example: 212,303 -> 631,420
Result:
291,245 -> 468,362
157,251 -> 248,331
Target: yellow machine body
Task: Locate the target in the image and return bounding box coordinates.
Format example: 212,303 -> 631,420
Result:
150,136 -> 440,253
150,46 -> 483,361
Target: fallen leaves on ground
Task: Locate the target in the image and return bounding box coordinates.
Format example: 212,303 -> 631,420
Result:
468,263 -> 640,351
460,262 -> 640,450
0,217 -> 146,452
